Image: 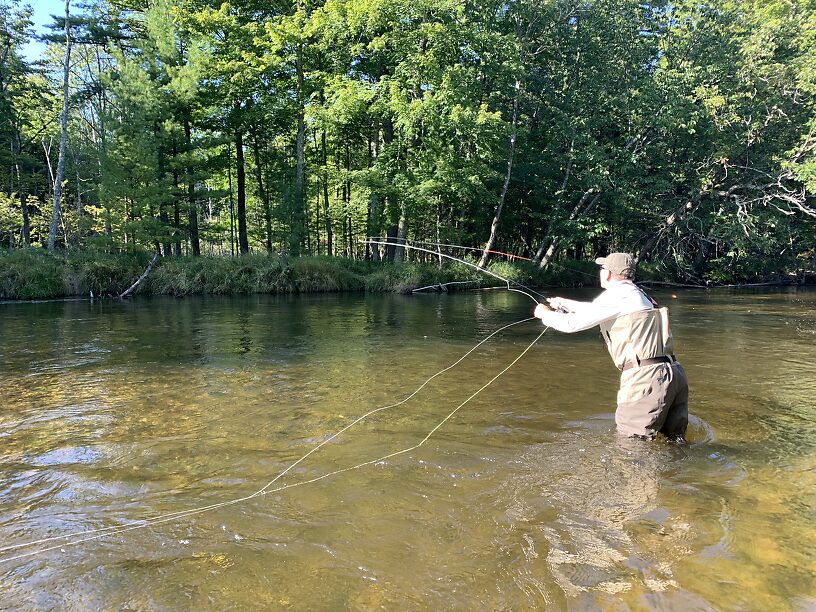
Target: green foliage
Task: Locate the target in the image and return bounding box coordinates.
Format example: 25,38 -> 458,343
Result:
151,257 -> 253,295
0,0 -> 813,283
148,254 -> 367,295
364,262 -> 441,294
0,193 -> 22,246
291,257 -> 366,292
0,250 -> 69,299
68,251 -> 152,295
0,251 -> 546,298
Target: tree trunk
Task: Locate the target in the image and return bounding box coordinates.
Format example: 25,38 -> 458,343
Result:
154,127 -> 171,256
436,203 -> 443,269
345,140 -> 352,258
47,0 -> 72,252
314,192 -> 320,253
171,138 -> 182,256
227,142 -> 235,257
341,163 -> 348,257
235,124 -> 249,254
393,205 -> 408,263
73,147 -> 82,243
90,45 -> 110,242
381,116 -> 395,261
250,124 -> 272,252
385,226 -> 398,261
184,119 -> 200,256
367,124 -> 380,262
537,189 -> 600,269
478,79 -> 520,268
693,208 -> 723,272
321,126 -> 332,257
291,43 -> 306,256
159,207 -> 171,256
14,157 -> 29,246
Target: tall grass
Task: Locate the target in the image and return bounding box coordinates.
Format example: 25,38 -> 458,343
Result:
0,249 -> 151,299
0,248 -> 603,300
0,250 -> 66,299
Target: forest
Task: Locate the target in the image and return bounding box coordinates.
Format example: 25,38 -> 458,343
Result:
0,0 -> 814,292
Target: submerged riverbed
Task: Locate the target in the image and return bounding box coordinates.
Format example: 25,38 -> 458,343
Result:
1,290 -> 814,609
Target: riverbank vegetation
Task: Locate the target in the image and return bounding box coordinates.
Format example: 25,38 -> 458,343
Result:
0,249 -> 608,299
0,0 -> 814,294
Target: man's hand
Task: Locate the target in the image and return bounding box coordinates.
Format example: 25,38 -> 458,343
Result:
534,303 -> 552,319
547,297 -> 566,312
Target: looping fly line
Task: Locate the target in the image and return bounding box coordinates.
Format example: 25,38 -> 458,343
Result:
0,316 -> 548,565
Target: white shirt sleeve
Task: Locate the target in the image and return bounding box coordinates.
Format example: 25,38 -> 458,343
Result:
537,282 -> 652,333
537,300 -> 622,332
554,297 -> 593,313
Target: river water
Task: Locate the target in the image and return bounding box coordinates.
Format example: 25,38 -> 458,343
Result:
0,289 -> 814,610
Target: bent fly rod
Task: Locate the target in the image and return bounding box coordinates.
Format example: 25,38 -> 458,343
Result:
363,238 -> 547,304
404,239 -> 532,261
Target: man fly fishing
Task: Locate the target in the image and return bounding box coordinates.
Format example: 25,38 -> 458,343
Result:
534,253 -> 688,441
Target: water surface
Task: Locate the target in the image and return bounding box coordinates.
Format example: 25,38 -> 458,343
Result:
1,290 -> 814,609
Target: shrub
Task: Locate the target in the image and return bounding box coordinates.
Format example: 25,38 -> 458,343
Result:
0,250 -> 67,299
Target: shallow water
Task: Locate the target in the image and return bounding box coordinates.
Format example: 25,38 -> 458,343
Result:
0,289 -> 814,610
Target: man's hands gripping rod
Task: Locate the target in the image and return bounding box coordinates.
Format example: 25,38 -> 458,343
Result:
534,297 -> 569,320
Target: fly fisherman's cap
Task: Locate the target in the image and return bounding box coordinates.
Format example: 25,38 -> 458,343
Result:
595,252 -> 636,278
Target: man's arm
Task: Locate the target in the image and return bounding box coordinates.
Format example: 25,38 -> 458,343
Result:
548,297 -> 592,313
534,300 -> 621,333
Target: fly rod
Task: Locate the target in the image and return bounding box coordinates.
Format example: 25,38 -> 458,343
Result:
363,238 -> 548,304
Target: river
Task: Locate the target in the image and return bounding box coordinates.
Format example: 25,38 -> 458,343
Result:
0,289 -> 814,609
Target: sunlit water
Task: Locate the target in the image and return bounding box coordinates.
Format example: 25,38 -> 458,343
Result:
0,289 -> 814,610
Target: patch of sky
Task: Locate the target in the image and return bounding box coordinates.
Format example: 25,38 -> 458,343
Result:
21,0 -> 66,62
459,44 -> 480,64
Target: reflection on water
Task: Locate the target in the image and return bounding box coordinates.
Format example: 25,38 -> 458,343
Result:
0,290 -> 814,609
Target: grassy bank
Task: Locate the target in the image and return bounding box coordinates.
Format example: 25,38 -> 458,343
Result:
9,248 -> 806,301
0,249 -> 606,300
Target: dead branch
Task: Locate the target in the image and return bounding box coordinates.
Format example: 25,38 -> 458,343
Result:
119,253 -> 160,299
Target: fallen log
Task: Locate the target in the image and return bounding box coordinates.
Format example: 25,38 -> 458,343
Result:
119,253 -> 160,299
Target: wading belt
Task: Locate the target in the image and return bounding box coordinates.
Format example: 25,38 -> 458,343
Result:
620,355 -> 677,371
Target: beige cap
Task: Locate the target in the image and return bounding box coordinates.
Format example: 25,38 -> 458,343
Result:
595,252 -> 636,276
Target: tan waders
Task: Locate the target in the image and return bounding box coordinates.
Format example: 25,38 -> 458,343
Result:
599,308 -> 688,439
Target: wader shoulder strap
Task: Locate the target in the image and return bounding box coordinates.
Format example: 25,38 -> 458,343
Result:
636,284 -> 659,308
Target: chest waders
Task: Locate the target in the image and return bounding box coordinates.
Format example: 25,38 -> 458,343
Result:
599,307 -> 688,439
598,307 -> 675,371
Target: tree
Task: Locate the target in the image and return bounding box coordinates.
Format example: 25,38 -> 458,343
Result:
0,0 -> 37,246
46,0 -> 73,251
635,0 -> 816,279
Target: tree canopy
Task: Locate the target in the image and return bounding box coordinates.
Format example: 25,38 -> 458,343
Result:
1,0 -> 813,282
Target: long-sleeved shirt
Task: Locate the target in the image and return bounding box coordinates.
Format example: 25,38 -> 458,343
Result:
538,281 -> 654,333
